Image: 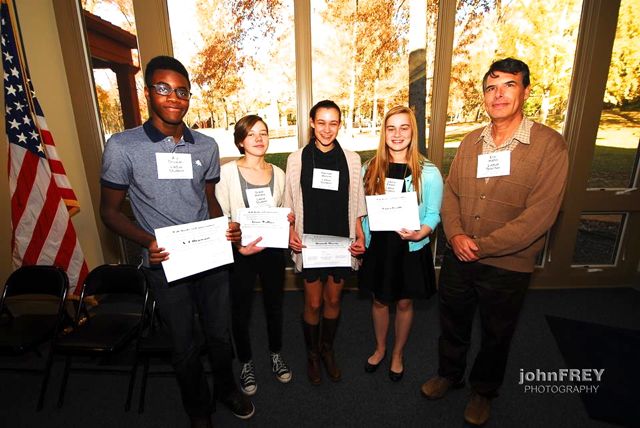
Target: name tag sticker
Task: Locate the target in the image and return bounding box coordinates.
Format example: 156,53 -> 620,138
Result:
477,151 -> 511,178
246,187 -> 275,208
385,178 -> 404,193
156,153 -> 193,179
312,168 -> 340,191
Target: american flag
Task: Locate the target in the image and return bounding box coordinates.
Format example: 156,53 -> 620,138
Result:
2,0 -> 88,294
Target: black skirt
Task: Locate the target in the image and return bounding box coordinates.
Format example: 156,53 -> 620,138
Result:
358,231 -> 436,304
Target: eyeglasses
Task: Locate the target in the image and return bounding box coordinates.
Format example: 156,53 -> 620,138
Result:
150,83 -> 191,100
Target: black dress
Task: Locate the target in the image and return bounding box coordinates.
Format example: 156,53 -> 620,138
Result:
359,163 -> 436,303
299,140 -> 351,282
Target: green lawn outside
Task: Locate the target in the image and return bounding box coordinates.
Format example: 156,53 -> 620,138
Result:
267,145 -> 637,189
586,145 -> 637,188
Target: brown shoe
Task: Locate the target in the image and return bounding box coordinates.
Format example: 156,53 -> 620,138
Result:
420,376 -> 464,400
464,393 -> 491,426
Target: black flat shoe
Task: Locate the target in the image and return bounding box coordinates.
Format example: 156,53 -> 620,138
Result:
364,352 -> 386,373
389,369 -> 404,382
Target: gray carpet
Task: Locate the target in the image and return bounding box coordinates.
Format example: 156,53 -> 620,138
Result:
1,286 -> 638,428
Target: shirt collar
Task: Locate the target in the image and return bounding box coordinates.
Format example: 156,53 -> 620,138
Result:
143,120 -> 194,144
475,117 -> 533,145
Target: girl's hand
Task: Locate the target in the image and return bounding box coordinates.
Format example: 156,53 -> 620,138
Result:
349,235 -> 365,257
287,212 -> 296,225
289,228 -> 304,253
226,221 -> 242,243
237,237 -> 265,256
396,225 -> 432,242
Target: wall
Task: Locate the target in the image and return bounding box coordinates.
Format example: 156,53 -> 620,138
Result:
0,0 -> 104,282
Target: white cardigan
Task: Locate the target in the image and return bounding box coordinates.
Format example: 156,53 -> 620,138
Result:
215,159 -> 286,222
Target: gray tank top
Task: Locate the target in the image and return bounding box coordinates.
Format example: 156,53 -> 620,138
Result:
238,165 -> 275,208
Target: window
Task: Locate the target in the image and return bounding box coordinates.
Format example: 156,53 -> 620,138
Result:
82,0 -> 143,138
167,0 -> 297,160
311,0 -> 438,156
572,213 -> 626,266
442,0 -> 583,177
587,0 -> 640,190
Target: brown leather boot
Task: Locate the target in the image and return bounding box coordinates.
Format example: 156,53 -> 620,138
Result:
302,319 -> 322,385
320,317 -> 342,382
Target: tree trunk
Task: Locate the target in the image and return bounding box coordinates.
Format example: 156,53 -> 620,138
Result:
372,74 -> 379,130
541,90 -> 550,124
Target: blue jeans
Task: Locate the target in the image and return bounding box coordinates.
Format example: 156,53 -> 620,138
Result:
143,266 -> 236,417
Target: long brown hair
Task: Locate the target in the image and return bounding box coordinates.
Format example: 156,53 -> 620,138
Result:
363,106 -> 425,201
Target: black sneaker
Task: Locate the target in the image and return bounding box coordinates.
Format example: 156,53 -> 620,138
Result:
239,360 -> 257,395
270,352 -> 292,383
221,389 -> 255,420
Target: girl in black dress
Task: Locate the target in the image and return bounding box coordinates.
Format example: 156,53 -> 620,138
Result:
360,106 -> 443,381
285,100 -> 367,384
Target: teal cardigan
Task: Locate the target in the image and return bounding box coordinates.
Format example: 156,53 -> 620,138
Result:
361,160 -> 444,252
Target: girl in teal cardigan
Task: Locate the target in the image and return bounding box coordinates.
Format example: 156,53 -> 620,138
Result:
360,106 -> 443,381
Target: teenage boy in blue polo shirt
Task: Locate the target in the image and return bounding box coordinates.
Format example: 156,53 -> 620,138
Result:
100,55 -> 254,428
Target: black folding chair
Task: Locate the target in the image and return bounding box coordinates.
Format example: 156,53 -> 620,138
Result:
132,296 -> 210,413
133,298 -> 174,413
0,265 -> 69,410
43,264 -> 148,410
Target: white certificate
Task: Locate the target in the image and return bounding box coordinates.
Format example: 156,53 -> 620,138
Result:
155,153 -> 194,179
237,207 -> 290,248
365,192 -> 420,231
154,216 -> 233,282
301,234 -> 352,268
477,151 -> 511,178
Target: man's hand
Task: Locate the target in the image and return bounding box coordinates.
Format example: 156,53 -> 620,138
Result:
450,234 -> 479,262
226,221 -> 241,243
237,237 -> 265,256
289,227 -> 303,253
148,240 -> 169,264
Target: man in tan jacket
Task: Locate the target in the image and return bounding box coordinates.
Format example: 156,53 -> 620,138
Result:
420,58 -> 568,426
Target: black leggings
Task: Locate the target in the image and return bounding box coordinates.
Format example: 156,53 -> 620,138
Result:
230,247 -> 286,363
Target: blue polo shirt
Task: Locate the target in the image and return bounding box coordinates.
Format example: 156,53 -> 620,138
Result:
101,121 -> 220,240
